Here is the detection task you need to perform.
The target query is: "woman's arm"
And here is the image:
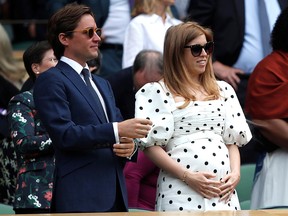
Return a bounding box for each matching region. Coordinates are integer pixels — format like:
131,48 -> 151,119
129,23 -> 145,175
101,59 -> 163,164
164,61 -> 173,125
219,144 -> 240,203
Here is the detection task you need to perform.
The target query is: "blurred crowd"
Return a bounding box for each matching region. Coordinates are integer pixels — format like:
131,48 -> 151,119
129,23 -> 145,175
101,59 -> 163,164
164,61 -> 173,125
0,0 -> 189,44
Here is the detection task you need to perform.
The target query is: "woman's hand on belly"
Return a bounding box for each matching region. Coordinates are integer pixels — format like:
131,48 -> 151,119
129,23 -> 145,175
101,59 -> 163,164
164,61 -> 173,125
219,171 -> 240,203
184,171 -> 221,199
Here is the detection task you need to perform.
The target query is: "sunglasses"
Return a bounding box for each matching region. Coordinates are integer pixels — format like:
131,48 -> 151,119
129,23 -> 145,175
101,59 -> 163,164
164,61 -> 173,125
184,41 -> 214,57
66,27 -> 102,38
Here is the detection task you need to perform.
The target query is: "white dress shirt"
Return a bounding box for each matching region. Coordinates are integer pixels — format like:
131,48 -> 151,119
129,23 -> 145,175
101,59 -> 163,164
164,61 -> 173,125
102,0 -> 131,44
233,0 -> 280,74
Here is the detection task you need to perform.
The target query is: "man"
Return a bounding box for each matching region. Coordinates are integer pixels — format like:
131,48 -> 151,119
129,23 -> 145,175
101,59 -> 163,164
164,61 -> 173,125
107,49 -> 163,120
46,0 -> 131,78
33,3 -> 152,213
187,0 -> 288,164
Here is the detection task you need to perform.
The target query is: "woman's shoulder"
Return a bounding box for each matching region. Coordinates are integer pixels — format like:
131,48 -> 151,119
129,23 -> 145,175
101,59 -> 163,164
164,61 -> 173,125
216,80 -> 234,91
130,14 -> 153,23
137,80 -> 168,94
215,80 -> 238,99
136,80 -> 176,109
129,13 -> 181,28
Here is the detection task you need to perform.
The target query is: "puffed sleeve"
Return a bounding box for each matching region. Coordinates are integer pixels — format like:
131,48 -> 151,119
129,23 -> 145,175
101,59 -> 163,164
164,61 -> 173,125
134,82 -> 175,150
219,81 -> 252,146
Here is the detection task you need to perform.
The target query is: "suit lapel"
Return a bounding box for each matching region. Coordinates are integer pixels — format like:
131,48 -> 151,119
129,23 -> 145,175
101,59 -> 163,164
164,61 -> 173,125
56,62 -> 107,123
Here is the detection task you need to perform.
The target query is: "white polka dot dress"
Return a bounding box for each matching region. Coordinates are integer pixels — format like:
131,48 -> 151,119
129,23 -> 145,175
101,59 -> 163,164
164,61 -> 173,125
135,80 -> 252,211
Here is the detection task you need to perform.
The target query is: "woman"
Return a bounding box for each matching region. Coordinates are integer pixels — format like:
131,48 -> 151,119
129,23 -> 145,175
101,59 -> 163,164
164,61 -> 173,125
0,23 -> 26,205
0,24 -> 27,90
135,22 -> 252,211
7,41 -> 57,214
122,0 -> 182,68
245,7 -> 288,209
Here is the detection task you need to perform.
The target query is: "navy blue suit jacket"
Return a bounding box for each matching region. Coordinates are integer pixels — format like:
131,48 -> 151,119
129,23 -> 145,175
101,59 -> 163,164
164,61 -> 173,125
33,61 -> 127,212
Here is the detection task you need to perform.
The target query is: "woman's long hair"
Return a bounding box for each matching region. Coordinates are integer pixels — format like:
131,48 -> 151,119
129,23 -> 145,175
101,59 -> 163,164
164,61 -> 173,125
131,0 -> 173,17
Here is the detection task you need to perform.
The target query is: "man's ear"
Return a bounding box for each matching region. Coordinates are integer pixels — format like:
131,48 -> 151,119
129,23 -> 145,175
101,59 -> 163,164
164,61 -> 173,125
59,33 -> 69,46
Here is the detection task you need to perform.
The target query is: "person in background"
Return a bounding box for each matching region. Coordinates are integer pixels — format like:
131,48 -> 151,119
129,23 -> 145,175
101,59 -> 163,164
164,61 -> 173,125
107,49 -> 163,210
245,6 -> 288,209
122,0 -> 182,68
135,22 -> 252,211
124,150 -> 160,211
7,40 -> 57,214
174,0 -> 190,20
0,23 -> 26,205
33,3 -> 152,213
0,22 -> 22,139
0,23 -> 26,98
22,48 -> 101,91
8,0 -> 49,43
107,49 -> 163,120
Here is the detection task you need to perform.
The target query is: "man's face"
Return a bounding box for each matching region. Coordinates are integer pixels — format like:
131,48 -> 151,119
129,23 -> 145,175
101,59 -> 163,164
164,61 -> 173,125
63,14 -> 101,66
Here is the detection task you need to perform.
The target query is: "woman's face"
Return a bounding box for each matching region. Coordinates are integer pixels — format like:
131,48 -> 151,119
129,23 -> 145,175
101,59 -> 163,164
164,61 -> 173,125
38,49 -> 57,74
184,34 -> 210,77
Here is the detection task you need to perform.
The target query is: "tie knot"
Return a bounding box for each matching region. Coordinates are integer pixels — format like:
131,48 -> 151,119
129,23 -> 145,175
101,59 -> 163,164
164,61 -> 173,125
82,68 -> 90,78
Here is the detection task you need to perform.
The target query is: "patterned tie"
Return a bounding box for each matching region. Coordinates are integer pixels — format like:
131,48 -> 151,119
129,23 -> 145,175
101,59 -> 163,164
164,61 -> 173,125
258,0 -> 272,57
82,68 -> 107,122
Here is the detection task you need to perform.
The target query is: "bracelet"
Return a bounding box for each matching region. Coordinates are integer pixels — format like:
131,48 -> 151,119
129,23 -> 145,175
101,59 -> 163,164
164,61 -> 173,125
182,170 -> 188,182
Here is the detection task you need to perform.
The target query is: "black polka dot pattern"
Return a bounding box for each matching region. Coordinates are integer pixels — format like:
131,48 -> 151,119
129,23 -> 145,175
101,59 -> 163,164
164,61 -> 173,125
134,81 -> 252,211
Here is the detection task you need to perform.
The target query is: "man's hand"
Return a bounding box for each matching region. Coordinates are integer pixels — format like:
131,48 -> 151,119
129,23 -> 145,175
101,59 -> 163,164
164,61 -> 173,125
113,137 -> 135,157
118,118 -> 152,138
213,61 -> 244,90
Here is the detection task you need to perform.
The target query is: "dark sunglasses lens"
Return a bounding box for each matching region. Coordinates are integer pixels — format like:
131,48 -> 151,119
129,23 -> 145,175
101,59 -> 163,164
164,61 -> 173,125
205,42 -> 214,54
87,28 -> 94,38
87,28 -> 101,38
191,45 -> 202,57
